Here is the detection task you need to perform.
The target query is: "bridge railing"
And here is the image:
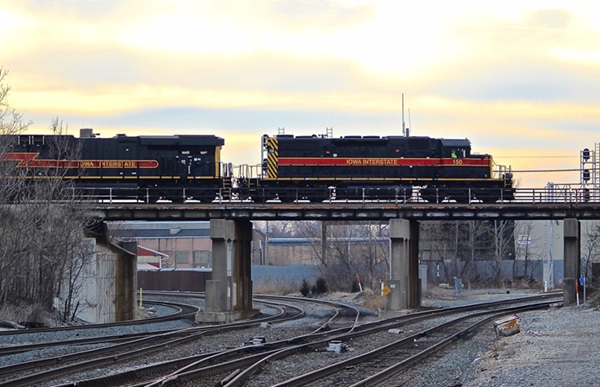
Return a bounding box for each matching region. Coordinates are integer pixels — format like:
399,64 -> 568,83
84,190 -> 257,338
67,186 -> 600,204
513,187 -> 596,204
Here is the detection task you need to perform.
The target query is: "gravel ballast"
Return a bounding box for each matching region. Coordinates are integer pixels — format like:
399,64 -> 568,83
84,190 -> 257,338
398,289 -> 599,387
462,305 -> 600,387
3,289 -> 597,386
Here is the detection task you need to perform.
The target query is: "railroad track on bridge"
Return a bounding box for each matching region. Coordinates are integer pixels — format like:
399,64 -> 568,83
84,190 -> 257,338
91,200 -> 600,221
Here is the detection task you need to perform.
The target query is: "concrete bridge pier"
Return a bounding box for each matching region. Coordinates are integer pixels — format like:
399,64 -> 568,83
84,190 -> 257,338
563,218 -> 581,306
386,219 -> 420,310
78,221 -> 137,323
197,219 -> 258,323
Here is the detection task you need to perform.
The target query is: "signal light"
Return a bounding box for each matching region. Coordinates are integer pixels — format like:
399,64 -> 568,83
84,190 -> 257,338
582,169 -> 590,182
582,148 -> 590,162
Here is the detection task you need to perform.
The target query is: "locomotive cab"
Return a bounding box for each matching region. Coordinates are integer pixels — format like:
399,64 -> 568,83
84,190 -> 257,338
440,138 -> 470,159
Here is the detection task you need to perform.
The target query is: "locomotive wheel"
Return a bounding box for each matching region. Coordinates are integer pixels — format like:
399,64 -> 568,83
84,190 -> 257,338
250,189 -> 268,203
420,188 -> 444,203
450,190 -> 470,204
277,188 -> 298,203
168,196 -> 185,204
198,196 -> 214,204
305,188 -> 329,203
251,187 -> 274,203
252,195 -> 267,203
475,188 -> 499,203
306,195 -> 327,203
279,195 -> 295,203
478,194 -> 499,204
138,193 -> 159,204
145,196 -> 159,204
453,195 -> 470,204
397,188 -> 413,203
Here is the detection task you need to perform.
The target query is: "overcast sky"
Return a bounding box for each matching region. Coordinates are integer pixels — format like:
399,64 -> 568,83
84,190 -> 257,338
2,1 -> 600,187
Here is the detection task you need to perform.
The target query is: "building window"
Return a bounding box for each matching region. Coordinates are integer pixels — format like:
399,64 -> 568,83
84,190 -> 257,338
175,251 -> 189,265
193,250 -> 212,268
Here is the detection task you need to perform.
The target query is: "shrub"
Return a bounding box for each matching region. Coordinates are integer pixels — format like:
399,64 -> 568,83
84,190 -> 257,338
314,277 -> 328,295
299,279 -> 311,297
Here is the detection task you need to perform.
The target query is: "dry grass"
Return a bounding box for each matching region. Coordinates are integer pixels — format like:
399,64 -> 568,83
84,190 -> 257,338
254,281 -> 300,295
362,290 -> 385,311
0,303 -> 53,326
254,282 -> 384,312
0,306 -> 22,324
587,288 -> 600,307
0,304 -> 32,324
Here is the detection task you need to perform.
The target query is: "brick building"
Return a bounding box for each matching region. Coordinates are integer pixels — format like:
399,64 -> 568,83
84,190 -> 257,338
109,221 -> 212,269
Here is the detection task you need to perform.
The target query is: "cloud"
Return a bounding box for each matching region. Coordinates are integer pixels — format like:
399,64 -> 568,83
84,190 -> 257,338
3,1 -> 600,190
217,0 -> 376,32
23,105 -> 402,134
431,62 -> 600,103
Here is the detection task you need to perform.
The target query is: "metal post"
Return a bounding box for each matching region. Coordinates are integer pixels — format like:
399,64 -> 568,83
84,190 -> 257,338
265,220 -> 269,266
321,221 -> 327,264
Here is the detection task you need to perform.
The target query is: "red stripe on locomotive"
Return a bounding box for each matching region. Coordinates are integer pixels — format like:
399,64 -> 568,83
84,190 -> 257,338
1,152 -> 159,169
277,157 -> 491,167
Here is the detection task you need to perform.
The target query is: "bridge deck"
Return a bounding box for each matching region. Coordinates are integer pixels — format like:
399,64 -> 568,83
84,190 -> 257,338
92,202 -> 600,221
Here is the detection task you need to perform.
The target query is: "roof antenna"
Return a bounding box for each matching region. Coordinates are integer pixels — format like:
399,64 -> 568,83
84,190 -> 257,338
407,108 -> 411,137
402,93 -> 406,137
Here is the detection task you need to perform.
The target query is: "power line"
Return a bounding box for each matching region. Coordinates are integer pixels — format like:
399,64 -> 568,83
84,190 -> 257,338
496,156 -> 576,159
500,168 -> 581,173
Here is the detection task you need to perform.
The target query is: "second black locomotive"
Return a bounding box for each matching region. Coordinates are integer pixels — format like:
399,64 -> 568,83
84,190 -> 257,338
241,133 -> 514,203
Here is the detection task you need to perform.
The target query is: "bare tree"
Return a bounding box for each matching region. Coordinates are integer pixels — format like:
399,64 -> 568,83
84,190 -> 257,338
295,221 -> 388,292
513,221 -> 543,281
420,221 -> 488,282
420,220 -> 516,286
420,221 -> 456,282
0,69 -> 31,137
0,68 -> 32,306
358,222 -> 389,290
455,220 -> 493,283
489,220 -> 515,286
582,221 -> 600,285
0,70 -> 95,322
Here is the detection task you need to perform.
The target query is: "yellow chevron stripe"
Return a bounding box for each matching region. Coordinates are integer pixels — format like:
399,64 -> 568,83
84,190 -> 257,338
266,137 -> 278,178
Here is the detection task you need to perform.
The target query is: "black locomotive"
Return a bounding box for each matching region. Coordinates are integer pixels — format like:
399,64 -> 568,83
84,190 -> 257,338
0,129 -> 228,203
0,129 -> 514,203
241,133 -> 514,203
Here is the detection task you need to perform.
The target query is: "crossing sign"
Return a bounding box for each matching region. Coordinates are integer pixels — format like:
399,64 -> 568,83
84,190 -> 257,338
382,286 -> 391,296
